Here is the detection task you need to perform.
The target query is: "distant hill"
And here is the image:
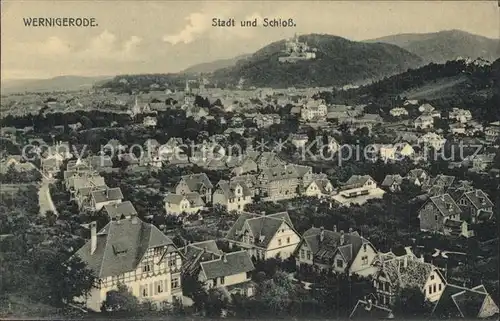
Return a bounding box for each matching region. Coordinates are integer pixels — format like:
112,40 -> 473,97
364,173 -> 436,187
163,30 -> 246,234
320,58 -> 500,121
1,75 -> 113,94
365,30 -> 500,64
181,54 -> 251,74
211,33 -> 423,88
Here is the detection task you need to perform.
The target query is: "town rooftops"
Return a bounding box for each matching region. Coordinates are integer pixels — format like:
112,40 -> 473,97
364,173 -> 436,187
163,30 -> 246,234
91,187 -> 124,204
342,175 -> 375,190
381,174 -> 403,187
104,201 -> 138,219
373,251 -> 442,291
226,212 -> 295,249
463,189 -> 494,210
165,192 -> 205,207
200,250 -> 254,280
75,217 -> 177,278
432,284 -> 499,318
178,173 -> 214,191
301,227 -> 371,267
216,180 -> 253,198
429,194 -> 462,217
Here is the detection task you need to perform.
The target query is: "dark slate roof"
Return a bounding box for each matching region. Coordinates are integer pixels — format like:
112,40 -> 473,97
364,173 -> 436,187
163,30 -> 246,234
381,174 -> 403,187
225,212 -> 295,248
215,180 -> 253,198
91,187 -> 124,204
429,194 -> 462,217
431,175 -> 455,188
349,300 -> 393,319
301,227 -> 372,267
179,173 -> 214,190
343,175 -> 375,190
464,189 -> 494,210
200,250 -> 254,280
75,217 -> 176,278
432,284 -> 495,318
104,201 -> 138,219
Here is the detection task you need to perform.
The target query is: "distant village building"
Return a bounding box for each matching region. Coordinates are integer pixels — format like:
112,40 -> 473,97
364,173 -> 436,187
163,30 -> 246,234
225,211 -> 301,260
485,121 -> 500,142
295,226 -> 378,275
389,107 -> 408,117
449,108 -> 472,123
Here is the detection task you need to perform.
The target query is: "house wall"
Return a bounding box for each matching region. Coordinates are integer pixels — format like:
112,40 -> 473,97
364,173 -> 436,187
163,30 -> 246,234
332,252 -> 346,273
478,294 -> 500,318
423,269 -> 445,302
200,271 -> 250,290
81,248 -> 183,311
419,203 -> 444,232
296,242 -> 314,266
165,200 -> 202,216
265,222 -> 300,259
349,243 -> 377,275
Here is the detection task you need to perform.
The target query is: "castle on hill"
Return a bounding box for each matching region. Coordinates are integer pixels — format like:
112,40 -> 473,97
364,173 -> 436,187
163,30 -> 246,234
279,34 -> 317,63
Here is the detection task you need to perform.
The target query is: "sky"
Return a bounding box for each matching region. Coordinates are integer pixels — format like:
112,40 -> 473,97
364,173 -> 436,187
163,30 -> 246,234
1,1 -> 499,80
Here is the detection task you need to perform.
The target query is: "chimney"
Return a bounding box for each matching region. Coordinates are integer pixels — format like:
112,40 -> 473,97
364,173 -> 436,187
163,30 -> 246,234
106,188 -> 109,200
333,225 -> 337,232
319,226 -> 325,242
419,254 -> 425,263
340,230 -> 345,245
222,253 -> 227,263
90,221 -> 97,254
131,215 -> 138,224
403,255 -> 408,269
349,227 -> 353,234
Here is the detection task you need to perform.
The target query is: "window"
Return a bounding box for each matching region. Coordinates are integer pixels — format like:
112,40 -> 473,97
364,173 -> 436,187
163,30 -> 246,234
434,214 -> 438,221
287,237 -> 290,244
153,247 -> 163,256
337,259 -> 343,268
143,264 -> 151,273
246,271 -> 252,279
171,277 -> 180,289
306,251 -> 311,260
220,276 -> 225,285
278,239 -> 282,246
362,256 -> 368,265
300,249 -> 305,259
433,284 -> 436,293
169,257 -> 177,269
156,281 -> 164,294
429,285 -> 432,294
141,285 -> 148,297
438,284 -> 442,291
430,275 -> 435,280
363,244 -> 367,252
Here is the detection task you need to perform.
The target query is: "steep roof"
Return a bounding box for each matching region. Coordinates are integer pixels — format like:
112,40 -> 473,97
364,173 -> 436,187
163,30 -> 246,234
91,187 -> 124,204
225,212 -> 295,248
75,217 -> 176,278
342,175 -> 375,190
104,201 -> 138,219
178,173 -> 214,191
165,192 -> 205,207
376,254 -> 440,290
463,189 -> 494,210
432,284 -> 498,318
215,180 -> 253,198
200,251 -> 254,280
381,174 -> 403,187
428,194 -> 462,217
301,227 -> 372,267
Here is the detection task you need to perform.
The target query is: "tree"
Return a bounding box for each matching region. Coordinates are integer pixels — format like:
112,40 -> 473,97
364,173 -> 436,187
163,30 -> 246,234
181,274 -> 207,311
257,270 -> 296,313
48,255 -> 96,306
392,286 -> 433,317
101,283 -> 140,312
204,288 -> 228,317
